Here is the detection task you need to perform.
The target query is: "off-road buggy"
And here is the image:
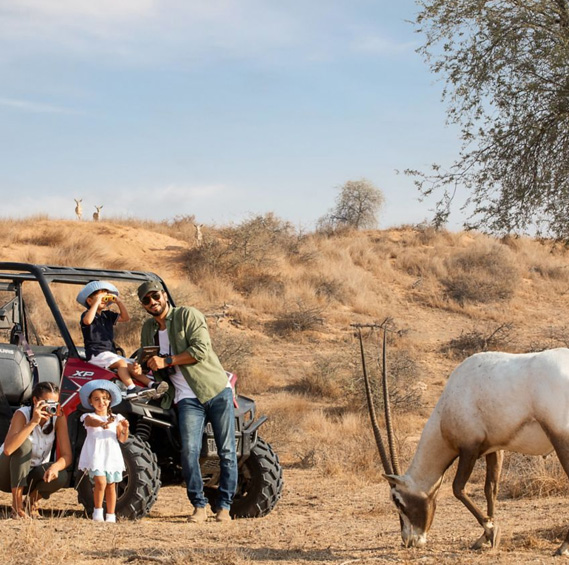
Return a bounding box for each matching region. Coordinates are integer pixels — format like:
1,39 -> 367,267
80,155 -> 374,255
0,263 -> 283,519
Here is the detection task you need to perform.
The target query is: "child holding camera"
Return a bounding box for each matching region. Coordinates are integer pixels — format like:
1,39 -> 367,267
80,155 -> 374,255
78,380 -> 129,522
77,281 -> 158,394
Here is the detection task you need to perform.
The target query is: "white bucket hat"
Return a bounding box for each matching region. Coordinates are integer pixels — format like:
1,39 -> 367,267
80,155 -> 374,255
79,379 -> 123,410
76,281 -> 119,307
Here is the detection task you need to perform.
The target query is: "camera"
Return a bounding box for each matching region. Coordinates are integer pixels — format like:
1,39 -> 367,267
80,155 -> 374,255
101,294 -> 116,303
44,401 -> 59,416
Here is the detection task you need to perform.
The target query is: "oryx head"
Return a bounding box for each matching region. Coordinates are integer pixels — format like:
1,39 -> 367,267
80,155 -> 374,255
383,474 -> 436,548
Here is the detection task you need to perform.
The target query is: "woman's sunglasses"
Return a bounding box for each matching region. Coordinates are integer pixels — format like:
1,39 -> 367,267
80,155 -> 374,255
141,291 -> 162,305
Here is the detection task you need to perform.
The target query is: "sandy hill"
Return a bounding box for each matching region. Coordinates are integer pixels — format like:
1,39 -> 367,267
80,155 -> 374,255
2,217 -> 568,429
1,216 -> 569,563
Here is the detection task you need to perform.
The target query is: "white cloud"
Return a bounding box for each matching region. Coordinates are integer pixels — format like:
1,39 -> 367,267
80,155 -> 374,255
1,0 -> 156,21
0,1 -> 411,69
0,97 -> 81,114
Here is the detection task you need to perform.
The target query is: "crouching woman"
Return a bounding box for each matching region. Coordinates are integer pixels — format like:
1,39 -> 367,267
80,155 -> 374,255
0,382 -> 72,518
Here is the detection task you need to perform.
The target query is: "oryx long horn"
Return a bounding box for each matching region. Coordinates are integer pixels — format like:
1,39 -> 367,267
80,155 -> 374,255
381,328 -> 401,476
358,328 -> 393,475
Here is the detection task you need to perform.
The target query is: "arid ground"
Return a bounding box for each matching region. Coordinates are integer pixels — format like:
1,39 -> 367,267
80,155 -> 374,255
1,217 -> 569,564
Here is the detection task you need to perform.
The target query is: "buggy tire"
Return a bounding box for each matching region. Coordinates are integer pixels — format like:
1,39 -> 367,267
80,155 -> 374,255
230,437 -> 283,518
76,435 -> 161,519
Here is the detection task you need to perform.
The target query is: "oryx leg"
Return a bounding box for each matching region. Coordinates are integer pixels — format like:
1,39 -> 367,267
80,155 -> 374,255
452,449 -> 500,551
547,436 -> 569,556
471,451 -> 503,550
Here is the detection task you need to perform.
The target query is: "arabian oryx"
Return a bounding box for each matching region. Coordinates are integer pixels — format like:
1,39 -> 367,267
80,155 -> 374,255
363,337 -> 569,556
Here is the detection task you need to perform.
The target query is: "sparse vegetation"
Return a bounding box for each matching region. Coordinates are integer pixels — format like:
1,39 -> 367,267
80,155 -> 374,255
442,243 -> 520,304
501,454 -> 569,499
3,217 -> 569,561
441,323 -> 515,360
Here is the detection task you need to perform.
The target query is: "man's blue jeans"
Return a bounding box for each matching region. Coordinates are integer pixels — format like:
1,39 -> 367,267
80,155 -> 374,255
177,387 -> 238,510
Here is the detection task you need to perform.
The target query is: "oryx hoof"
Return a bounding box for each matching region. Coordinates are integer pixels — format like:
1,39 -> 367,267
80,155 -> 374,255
471,533 -> 488,550
554,543 -> 569,556
470,525 -> 501,551
489,525 -> 501,552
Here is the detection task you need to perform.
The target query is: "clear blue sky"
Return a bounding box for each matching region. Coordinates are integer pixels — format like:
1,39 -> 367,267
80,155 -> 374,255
0,0 -> 463,229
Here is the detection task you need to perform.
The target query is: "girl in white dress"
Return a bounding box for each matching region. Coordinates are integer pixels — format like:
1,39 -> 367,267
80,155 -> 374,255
78,379 -> 129,523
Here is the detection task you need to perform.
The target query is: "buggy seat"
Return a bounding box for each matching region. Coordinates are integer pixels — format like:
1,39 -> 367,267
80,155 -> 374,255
0,344 -> 64,404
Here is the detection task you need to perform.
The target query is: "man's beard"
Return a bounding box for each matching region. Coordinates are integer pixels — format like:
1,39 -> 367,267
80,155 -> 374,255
150,302 -> 168,317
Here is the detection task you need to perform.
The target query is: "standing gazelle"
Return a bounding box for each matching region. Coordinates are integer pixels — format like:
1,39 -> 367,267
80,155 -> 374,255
365,340 -> 569,556
74,198 -> 83,220
93,205 -> 103,221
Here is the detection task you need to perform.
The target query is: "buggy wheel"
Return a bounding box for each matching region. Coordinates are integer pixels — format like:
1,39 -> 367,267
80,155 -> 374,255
76,435 -> 161,519
231,437 -> 283,518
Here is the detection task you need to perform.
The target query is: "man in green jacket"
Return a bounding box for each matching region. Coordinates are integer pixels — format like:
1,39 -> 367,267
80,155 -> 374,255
137,281 -> 237,523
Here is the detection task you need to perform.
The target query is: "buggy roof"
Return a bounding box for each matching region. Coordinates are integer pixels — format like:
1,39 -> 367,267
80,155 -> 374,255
0,263 -> 171,357
0,263 -> 163,286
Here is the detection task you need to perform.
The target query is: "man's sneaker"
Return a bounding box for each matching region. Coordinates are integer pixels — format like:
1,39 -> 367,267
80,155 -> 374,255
215,508 -> 232,523
150,381 -> 169,398
188,506 -> 207,523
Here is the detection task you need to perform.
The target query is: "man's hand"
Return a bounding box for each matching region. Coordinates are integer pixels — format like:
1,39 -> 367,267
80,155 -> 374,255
147,355 -> 168,372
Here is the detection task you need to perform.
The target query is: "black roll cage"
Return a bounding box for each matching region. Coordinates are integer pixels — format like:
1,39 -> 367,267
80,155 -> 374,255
0,263 -> 174,358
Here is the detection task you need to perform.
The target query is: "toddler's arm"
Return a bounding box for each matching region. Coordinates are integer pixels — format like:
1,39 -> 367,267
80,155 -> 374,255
82,294 -> 103,326
117,419 -> 129,443
83,415 -> 109,429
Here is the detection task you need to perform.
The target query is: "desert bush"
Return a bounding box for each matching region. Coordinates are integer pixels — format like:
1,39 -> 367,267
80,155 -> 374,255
346,336 -> 424,415
270,299 -> 325,335
442,243 -> 520,304
440,323 -> 514,360
529,261 -> 569,281
184,213 -> 296,281
527,324 -> 569,352
16,227 -> 67,247
501,453 -> 569,498
290,354 -> 349,400
312,275 -> 347,302
208,328 -> 255,378
234,272 -> 286,297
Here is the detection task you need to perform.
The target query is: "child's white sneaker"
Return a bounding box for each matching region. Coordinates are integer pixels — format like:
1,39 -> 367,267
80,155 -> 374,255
92,508 -> 104,522
105,513 -> 116,523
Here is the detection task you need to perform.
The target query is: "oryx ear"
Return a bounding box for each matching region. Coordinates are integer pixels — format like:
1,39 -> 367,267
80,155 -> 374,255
383,473 -> 405,487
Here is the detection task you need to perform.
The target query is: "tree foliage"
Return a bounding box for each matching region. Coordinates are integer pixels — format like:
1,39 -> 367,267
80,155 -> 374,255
319,179 -> 384,231
409,0 -> 569,239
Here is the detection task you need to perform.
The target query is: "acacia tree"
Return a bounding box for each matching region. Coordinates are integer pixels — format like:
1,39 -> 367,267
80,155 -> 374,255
409,0 -> 569,238
319,179 -> 385,231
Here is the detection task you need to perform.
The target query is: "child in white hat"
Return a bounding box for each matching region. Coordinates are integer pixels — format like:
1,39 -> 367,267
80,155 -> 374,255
77,280 -> 159,394
78,379 -> 128,523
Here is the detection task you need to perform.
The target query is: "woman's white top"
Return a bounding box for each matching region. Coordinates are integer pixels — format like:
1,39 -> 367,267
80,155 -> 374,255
78,413 -> 125,475
0,406 -> 56,467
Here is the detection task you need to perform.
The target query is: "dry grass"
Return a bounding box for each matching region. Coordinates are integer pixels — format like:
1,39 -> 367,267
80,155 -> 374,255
442,241 -> 520,304
501,453 -> 569,499
4,217 -> 569,512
